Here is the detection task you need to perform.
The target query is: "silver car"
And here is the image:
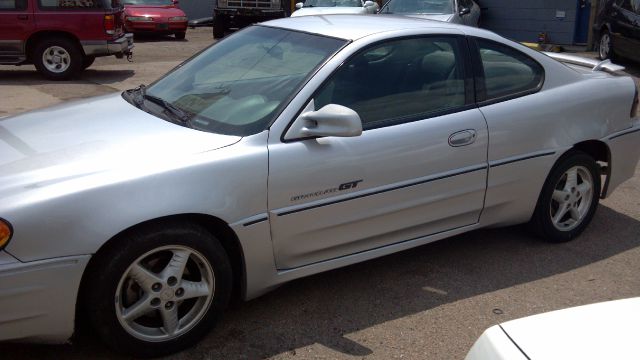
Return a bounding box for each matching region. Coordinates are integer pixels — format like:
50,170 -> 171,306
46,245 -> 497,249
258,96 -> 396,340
1,15 -> 639,357
379,0 -> 481,26
291,0 -> 379,17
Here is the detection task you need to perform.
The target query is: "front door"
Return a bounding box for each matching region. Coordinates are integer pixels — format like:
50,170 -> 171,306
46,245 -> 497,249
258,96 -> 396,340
0,0 -> 34,62
268,35 -> 489,270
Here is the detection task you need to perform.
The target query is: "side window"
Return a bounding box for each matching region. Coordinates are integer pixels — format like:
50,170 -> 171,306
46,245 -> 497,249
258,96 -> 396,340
0,0 -> 27,9
476,39 -> 544,102
39,0 -> 102,9
314,36 -> 467,129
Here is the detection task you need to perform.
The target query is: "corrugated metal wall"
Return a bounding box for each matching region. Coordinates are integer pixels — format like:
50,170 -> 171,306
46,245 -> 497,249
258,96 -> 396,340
478,0 -> 579,44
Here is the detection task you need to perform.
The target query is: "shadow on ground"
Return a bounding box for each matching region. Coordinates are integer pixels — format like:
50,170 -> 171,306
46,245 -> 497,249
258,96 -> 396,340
1,204 -> 638,359
0,69 -> 135,86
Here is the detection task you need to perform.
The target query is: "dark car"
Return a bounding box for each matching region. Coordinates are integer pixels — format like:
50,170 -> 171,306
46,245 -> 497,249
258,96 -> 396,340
594,0 -> 640,62
0,0 -> 133,80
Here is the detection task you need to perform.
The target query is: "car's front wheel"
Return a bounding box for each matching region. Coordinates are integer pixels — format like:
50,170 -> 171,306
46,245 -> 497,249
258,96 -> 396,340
175,31 -> 186,40
85,222 -> 232,357
529,151 -> 600,243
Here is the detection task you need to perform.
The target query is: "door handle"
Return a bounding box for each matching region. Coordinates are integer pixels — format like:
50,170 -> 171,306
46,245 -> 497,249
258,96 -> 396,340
448,129 -> 477,147
17,15 -> 28,20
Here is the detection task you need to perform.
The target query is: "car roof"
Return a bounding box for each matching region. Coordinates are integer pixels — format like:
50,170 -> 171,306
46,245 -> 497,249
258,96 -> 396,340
261,14 -> 477,41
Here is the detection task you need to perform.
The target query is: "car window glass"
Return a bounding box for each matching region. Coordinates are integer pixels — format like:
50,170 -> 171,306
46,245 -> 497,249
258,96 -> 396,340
314,36 -> 466,129
39,0 -> 102,8
476,39 -> 544,101
0,0 -> 26,9
382,0 -> 453,14
631,0 -> 640,13
146,26 -> 346,136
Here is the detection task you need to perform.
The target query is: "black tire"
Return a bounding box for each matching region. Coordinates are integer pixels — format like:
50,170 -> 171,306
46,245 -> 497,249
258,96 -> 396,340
82,55 -> 95,70
84,222 -> 232,357
213,18 -> 225,39
175,31 -> 186,40
32,37 -> 83,80
597,29 -> 615,61
529,151 -> 601,243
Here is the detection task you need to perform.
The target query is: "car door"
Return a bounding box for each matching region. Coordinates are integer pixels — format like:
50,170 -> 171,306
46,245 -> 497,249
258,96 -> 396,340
267,35 -> 489,270
0,0 -> 34,62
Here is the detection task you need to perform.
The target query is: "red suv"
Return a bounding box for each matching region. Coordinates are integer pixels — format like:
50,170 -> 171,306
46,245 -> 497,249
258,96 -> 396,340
0,0 -> 134,80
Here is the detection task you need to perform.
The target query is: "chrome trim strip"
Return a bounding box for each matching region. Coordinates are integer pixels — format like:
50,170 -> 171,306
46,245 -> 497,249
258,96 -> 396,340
489,151 -> 556,168
274,164 -> 488,217
609,127 -> 640,140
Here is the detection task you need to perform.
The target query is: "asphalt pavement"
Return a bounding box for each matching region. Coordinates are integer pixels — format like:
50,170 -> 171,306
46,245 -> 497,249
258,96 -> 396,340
1,28 -> 639,360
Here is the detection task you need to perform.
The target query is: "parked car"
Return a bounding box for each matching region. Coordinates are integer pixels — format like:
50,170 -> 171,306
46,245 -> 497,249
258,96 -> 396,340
0,0 -> 133,80
379,0 -> 480,26
0,15 -> 639,357
212,0 -> 286,39
188,16 -> 214,28
123,0 -> 188,39
466,297 -> 640,360
594,0 -> 640,62
291,0 -> 379,17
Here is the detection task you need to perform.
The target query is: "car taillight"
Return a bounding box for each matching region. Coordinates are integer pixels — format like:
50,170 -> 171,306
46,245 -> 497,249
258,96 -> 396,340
0,218 -> 13,251
104,14 -> 116,35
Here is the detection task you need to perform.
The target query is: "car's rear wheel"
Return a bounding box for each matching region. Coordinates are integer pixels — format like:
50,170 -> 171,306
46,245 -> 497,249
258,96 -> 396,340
85,222 -> 232,357
529,151 -> 600,243
175,31 -> 186,40
33,37 -> 83,80
598,29 -> 614,60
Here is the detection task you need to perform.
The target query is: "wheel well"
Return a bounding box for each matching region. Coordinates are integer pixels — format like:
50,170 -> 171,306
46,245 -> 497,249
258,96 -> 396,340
74,214 -> 245,337
25,31 -> 84,61
571,140 -> 611,197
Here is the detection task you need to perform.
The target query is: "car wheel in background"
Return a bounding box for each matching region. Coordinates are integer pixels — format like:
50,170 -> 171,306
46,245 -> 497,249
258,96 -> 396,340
84,222 -> 232,357
213,18 -> 225,39
529,151 -> 600,243
82,55 -> 96,70
33,37 -> 83,80
598,29 -> 614,60
175,32 -> 186,40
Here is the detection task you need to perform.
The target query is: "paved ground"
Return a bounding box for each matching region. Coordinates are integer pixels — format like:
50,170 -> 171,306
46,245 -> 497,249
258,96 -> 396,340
1,28 -> 639,359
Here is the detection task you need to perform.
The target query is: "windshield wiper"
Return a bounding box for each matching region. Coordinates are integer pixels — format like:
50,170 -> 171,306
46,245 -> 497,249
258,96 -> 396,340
125,84 -> 193,125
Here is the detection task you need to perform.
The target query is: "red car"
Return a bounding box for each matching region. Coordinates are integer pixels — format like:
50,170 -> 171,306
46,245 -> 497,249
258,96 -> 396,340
0,0 -> 133,80
123,0 -> 188,39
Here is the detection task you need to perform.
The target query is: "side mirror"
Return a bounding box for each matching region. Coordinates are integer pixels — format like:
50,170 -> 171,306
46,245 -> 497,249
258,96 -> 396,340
295,2 -> 303,9
364,0 -> 375,7
459,7 -> 470,16
285,103 -> 363,140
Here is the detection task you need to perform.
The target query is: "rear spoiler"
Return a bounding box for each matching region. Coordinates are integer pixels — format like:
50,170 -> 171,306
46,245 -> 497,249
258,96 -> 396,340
543,52 -> 626,74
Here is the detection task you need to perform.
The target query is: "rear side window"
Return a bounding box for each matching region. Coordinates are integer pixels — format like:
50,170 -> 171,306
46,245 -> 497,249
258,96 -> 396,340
476,39 -> 544,102
38,0 -> 103,8
314,36 -> 468,129
0,0 -> 27,9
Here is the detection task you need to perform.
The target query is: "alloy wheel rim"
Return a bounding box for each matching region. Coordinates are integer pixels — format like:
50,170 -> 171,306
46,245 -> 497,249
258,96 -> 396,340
549,165 -> 594,232
115,245 -> 215,342
42,46 -> 71,73
599,34 -> 610,59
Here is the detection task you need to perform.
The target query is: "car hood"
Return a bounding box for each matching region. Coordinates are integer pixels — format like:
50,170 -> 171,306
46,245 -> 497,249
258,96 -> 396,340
291,7 -> 366,16
400,14 -> 455,22
500,297 -> 640,359
124,5 -> 186,17
0,93 -> 240,198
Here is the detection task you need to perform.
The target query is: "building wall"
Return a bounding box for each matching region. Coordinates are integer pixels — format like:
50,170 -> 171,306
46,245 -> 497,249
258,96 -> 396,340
479,0 -> 580,44
179,0 -> 214,20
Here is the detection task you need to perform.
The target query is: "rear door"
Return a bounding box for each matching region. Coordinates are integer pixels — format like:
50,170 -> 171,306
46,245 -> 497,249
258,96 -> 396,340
611,0 -> 640,59
0,0 -> 34,62
268,35 -> 489,270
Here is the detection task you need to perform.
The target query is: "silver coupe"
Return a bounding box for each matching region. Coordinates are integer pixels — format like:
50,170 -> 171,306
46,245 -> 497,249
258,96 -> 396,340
0,15 -> 639,356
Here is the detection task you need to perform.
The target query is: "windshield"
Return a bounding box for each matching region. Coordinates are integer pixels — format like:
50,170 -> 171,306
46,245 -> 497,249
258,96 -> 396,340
381,0 -> 453,14
123,0 -> 172,5
144,26 -> 346,136
304,0 -> 362,7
